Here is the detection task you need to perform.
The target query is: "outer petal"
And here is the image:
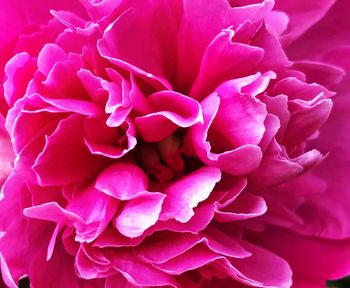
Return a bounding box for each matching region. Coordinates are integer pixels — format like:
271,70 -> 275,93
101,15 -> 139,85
33,114 -> 108,185
0,116 -> 14,190
176,0 -> 274,91
97,1 -> 179,90
190,28 -> 264,99
249,226 -> 350,286
276,0 -> 336,46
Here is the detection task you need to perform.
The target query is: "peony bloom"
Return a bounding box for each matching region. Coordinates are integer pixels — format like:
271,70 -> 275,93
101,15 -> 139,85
0,0 -> 350,287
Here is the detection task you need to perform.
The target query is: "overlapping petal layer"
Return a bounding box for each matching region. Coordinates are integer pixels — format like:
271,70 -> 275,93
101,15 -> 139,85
0,0 -> 349,287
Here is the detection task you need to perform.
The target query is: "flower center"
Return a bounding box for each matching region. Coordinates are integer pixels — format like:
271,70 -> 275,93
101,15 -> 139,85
135,134 -> 185,182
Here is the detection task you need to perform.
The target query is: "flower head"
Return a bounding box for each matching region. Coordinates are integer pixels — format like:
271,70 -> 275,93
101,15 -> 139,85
0,0 -> 350,287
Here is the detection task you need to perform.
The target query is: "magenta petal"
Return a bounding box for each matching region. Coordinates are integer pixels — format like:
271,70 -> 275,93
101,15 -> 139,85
231,240 -> 293,288
293,60 -> 345,88
135,90 -> 203,142
9,102 -> 63,155
93,226 -> 146,249
252,226 -> 350,285
251,140 -> 304,186
251,24 -> 292,69
153,203 -> 216,234
262,94 -> 290,141
0,0 -> 349,286
202,225 -> 251,259
77,69 -> 108,106
4,52 -> 36,106
0,253 -> 16,288
80,0 -> 124,20
102,69 -> 132,125
95,163 -> 148,200
187,93 -> 263,175
137,232 -> 202,264
37,95 -> 103,116
97,8 -> 173,90
75,245 -> 112,280
176,0 -> 274,90
276,0 -> 336,46
67,186 -> 119,243
105,273 -> 138,288
153,244 -> 221,275
265,10 -> 289,36
23,202 -> 82,224
107,251 -> 178,287
160,167 -> 221,223
41,55 -> 87,101
0,116 -> 14,188
37,44 -> 67,77
190,28 -> 264,99
115,192 -> 165,238
84,117 -> 137,159
286,1 -> 350,64
31,240 -> 104,288
215,193 -> 267,222
33,114 -> 107,185
284,97 -> 333,147
0,0 -> 84,51
213,76 -> 268,147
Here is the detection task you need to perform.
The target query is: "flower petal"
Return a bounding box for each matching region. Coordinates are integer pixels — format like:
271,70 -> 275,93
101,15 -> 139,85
115,192 -> 165,238
160,167 -> 221,223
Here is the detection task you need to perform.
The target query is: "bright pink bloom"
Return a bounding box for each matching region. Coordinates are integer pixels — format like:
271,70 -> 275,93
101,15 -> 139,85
0,0 -> 349,287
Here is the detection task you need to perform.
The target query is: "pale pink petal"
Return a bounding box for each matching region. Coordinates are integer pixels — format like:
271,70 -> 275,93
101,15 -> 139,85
115,192 -> 165,238
160,167 -> 221,223
95,163 -> 148,200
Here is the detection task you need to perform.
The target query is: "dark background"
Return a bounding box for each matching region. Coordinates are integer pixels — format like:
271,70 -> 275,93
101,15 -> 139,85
327,276 -> 350,288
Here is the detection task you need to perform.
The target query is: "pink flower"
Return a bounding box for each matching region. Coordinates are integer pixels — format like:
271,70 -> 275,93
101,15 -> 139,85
0,0 -> 349,287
